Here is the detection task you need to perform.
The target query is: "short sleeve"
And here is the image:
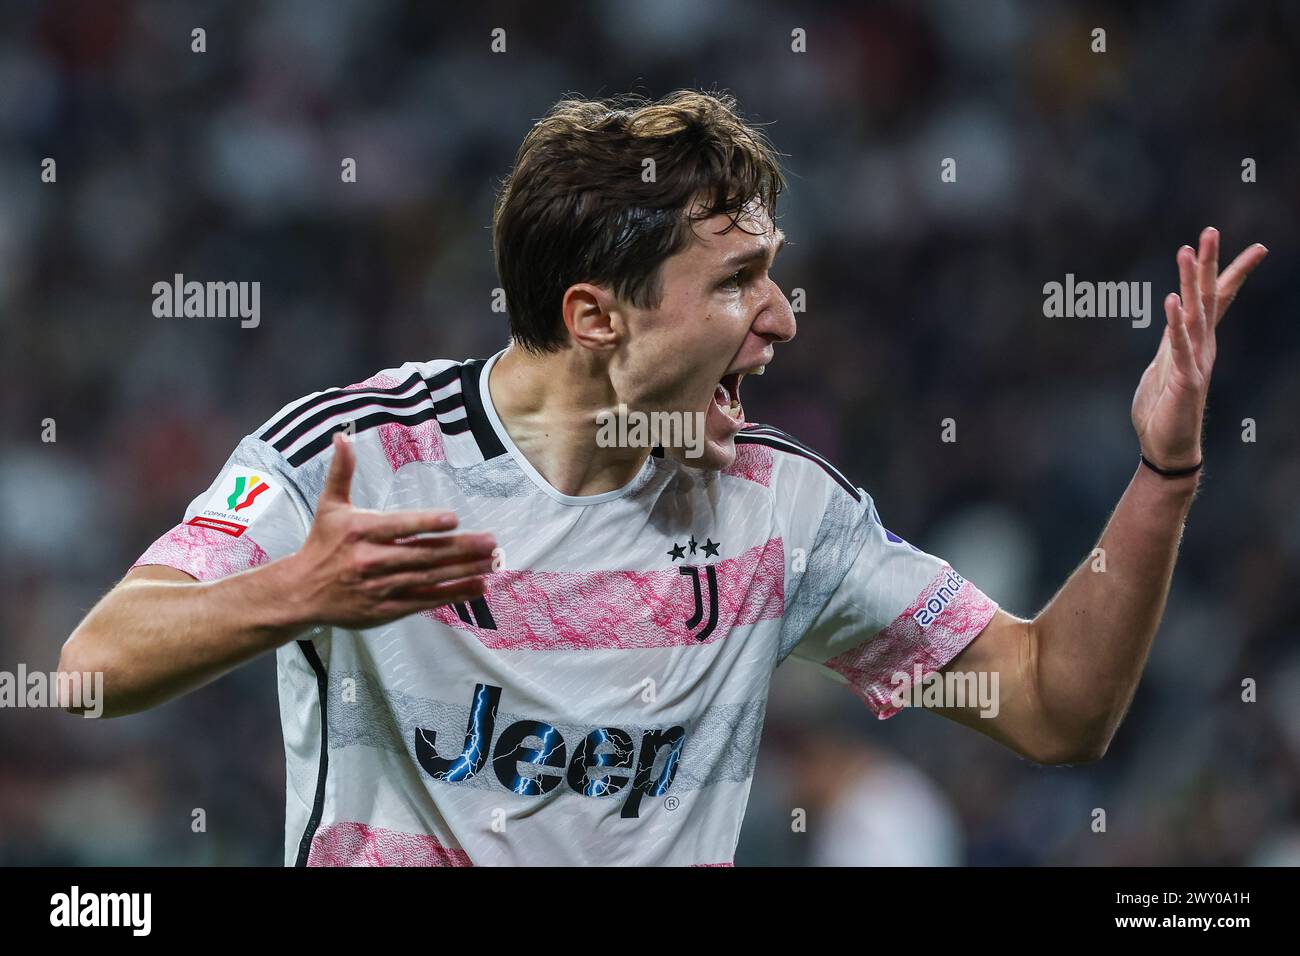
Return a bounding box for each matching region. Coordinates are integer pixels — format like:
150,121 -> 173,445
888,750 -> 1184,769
131,435 -> 316,582
780,483 -> 999,720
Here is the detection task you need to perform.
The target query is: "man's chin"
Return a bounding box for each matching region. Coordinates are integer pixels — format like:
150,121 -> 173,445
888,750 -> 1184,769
669,407 -> 741,470
655,398 -> 744,470
670,434 -> 736,471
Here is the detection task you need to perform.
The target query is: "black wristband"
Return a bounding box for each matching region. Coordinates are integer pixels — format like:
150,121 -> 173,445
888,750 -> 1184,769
1140,453 -> 1203,478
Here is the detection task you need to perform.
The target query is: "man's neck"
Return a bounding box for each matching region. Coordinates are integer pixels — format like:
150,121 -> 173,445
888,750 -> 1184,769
487,343 -> 651,498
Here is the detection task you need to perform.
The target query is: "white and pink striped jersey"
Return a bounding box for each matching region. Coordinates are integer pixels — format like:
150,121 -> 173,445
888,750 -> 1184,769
132,348 -> 999,866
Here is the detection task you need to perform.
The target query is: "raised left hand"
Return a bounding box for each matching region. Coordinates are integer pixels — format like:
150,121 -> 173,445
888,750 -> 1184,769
1131,227 -> 1268,471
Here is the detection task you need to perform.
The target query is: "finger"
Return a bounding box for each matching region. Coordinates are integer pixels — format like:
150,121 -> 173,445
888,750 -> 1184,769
1176,245 -> 1203,353
1197,226 -> 1219,323
410,574 -> 488,601
1164,292 -> 1197,377
359,509 -> 460,542
389,536 -> 499,564
377,559 -> 496,595
1147,322 -> 1171,373
320,432 -> 356,505
374,577 -> 488,617
356,534 -> 498,574
377,538 -> 498,574
1214,243 -> 1269,327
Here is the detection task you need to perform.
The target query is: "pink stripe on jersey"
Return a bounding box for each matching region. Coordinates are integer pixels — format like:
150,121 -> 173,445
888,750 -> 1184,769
349,372 -> 448,471
722,439 -> 774,488
350,371 -> 404,389
824,566 -> 999,719
425,537 -> 786,650
378,417 -> 447,470
131,523 -> 269,581
307,822 -> 472,867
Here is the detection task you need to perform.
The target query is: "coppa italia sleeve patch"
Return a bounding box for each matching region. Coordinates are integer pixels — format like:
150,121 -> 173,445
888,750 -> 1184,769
187,468 -> 283,538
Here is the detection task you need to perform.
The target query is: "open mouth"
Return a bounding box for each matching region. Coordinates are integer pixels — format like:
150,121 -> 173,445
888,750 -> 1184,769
712,365 -> 765,424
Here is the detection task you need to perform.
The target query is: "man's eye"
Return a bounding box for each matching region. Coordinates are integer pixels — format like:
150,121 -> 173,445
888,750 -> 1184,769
721,270 -> 744,289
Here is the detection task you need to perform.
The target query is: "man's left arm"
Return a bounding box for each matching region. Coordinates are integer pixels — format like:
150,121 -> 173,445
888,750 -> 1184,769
933,227 -> 1268,764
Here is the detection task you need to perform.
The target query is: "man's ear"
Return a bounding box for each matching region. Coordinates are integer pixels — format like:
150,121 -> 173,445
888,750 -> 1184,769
562,283 -> 622,353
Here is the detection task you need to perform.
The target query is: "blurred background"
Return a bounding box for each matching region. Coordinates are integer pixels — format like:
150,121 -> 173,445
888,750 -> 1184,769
1,0 -> 1297,865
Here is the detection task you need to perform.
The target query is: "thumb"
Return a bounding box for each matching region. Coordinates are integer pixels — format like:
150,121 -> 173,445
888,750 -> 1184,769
320,431 -> 355,506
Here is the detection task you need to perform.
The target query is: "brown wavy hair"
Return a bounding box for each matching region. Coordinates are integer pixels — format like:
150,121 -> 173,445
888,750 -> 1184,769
492,89 -> 787,353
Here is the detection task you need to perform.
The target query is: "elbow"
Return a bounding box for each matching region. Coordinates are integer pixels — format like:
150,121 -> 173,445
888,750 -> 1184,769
1018,622 -> 1119,766
1026,720 -> 1116,766
56,627 -> 114,719
1030,739 -> 1110,767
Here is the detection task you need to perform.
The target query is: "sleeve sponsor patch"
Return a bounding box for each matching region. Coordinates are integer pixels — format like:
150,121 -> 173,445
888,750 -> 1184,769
186,468 -> 283,537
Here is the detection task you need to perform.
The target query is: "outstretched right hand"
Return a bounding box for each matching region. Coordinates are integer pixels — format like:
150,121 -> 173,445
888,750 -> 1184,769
285,432 -> 498,629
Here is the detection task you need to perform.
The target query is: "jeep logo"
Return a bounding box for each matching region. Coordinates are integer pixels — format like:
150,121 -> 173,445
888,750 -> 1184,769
414,683 -> 686,819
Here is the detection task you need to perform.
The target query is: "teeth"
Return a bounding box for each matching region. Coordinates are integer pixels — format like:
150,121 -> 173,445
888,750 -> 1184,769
716,364 -> 764,421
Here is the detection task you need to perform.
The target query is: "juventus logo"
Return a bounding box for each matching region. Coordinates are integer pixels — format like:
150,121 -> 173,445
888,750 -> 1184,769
678,565 -> 719,641
452,596 -> 497,630
667,533 -> 722,642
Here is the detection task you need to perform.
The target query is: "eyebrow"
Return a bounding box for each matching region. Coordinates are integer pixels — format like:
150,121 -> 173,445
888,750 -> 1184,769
718,228 -> 787,272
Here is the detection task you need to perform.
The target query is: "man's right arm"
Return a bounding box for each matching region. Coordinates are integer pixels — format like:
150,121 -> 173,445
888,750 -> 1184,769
60,561 -> 316,718
59,433 -> 497,718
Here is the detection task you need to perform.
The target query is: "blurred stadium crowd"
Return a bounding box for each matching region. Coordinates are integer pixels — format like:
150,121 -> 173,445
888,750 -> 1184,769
1,0 -> 1297,865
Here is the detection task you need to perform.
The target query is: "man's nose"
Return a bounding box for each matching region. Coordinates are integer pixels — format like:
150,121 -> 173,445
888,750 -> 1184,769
754,280 -> 797,344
